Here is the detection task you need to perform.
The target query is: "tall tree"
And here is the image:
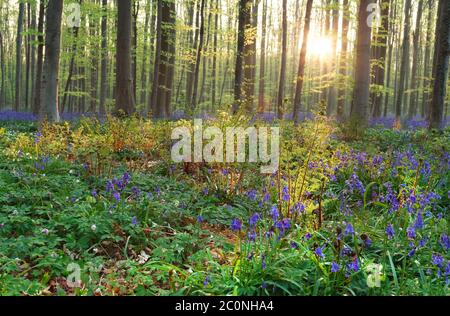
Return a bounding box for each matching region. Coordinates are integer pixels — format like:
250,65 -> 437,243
0,28 -> 5,109
140,0 -> 151,106
327,0 -> 339,116
276,0 -> 288,120
429,0 -> 450,129
233,0 -> 251,114
258,0 -> 268,113
395,0 -> 412,122
190,0 -> 206,110
32,0 -> 45,116
210,0 -> 219,110
99,0 -> 108,116
15,2 -> 25,111
40,0 -> 64,122
115,0 -> 136,115
337,0 -> 349,120
372,0 -> 390,118
293,0 -> 313,124
350,0 -> 374,128
408,0 -> 424,119
422,1 -> 435,117
61,3 -> 81,114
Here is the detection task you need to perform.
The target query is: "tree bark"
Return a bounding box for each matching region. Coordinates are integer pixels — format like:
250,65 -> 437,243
429,0 -> 450,129
15,2 -> 25,111
372,0 -> 390,118
233,0 -> 251,114
32,0 -> 45,116
337,0 -> 349,120
422,1 -> 435,118
293,0 -> 313,124
258,0 -> 268,113
40,0 -> 64,122
115,0 -> 136,115
276,0 -> 288,120
350,0 -> 374,128
99,0 -> 108,116
395,0 -> 412,122
407,0 -> 424,119
190,0 -> 206,110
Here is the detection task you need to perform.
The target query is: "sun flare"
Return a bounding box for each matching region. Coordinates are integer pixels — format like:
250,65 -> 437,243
308,36 -> 333,58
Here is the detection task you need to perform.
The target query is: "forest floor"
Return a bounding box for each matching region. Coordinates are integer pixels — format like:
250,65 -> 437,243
0,113 -> 449,296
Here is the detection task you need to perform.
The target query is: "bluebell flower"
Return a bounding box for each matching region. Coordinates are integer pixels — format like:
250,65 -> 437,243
347,258 -> 360,273
414,212 -> 424,230
91,189 -> 97,198
203,276 -> 210,287
106,180 -> 114,193
248,230 -> 257,242
439,234 -> 450,251
345,223 -> 355,236
282,186 -> 290,201
419,238 -> 428,248
407,226 -> 416,240
230,218 -> 242,232
305,233 -> 312,241
131,217 -> 138,226
263,193 -> 270,203
249,213 -> 260,227
261,255 -> 267,270
331,262 -> 340,273
290,242 -> 298,249
113,191 -> 121,202
432,254 -> 444,267
315,247 -> 324,258
247,189 -> 257,201
270,205 -> 279,221
197,215 -> 204,224
132,186 -> 141,196
386,224 -> 395,239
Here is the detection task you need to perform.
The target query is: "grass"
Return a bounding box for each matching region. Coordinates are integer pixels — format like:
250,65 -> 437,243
0,115 -> 448,296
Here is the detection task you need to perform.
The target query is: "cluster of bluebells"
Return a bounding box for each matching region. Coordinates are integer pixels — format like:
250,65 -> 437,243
105,172 -> 132,202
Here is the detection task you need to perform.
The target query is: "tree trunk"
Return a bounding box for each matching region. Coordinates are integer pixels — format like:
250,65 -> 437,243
395,0 -> 412,122
115,0 -> 136,115
89,9 -> 99,114
165,0 -> 176,117
337,0 -> 349,120
190,0 -> 206,110
15,3 -> 25,111
149,0 -> 162,116
40,0 -> 63,122
372,0 -> 390,118
32,0 -> 45,116
0,29 -> 4,109
132,0 -> 139,102
293,0 -> 313,124
99,0 -> 108,116
140,0 -> 151,106
429,0 -> 450,129
210,0 -> 219,110
407,0 -> 424,119
350,0 -> 374,129
276,0 -> 288,120
233,0 -> 251,114
61,26 -> 80,113
422,1 -> 434,118
258,0 -> 268,113
327,0 -> 339,116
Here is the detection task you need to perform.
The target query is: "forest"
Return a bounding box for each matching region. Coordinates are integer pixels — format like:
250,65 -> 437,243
0,0 -> 449,297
